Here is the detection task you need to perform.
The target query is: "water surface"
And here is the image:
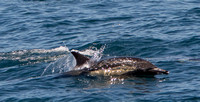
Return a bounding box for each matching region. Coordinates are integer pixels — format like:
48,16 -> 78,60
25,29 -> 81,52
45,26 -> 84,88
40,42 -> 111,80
0,0 -> 200,101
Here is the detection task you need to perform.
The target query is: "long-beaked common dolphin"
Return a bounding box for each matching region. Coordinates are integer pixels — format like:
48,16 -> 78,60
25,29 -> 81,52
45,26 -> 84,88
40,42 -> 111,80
62,51 -> 169,77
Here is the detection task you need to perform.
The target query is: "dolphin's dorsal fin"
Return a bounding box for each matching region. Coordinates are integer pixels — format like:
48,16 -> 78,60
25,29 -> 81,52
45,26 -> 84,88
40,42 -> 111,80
71,51 -> 90,67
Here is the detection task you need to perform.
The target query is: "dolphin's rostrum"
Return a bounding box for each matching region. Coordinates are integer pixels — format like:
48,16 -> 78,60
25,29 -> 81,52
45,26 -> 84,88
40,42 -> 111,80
63,51 -> 169,77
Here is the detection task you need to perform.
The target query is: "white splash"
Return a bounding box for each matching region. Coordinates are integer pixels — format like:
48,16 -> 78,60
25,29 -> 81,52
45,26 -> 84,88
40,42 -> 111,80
70,45 -> 106,70
41,45 -> 106,76
0,46 -> 70,67
41,53 -> 76,76
71,45 -> 105,62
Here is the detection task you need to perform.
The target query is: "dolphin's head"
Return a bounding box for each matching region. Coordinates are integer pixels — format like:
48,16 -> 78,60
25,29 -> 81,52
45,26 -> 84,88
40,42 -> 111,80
126,58 -> 169,76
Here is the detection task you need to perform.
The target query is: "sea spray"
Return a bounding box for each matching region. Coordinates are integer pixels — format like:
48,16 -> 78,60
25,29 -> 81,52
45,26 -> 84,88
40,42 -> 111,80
41,45 -> 106,76
41,53 -> 76,76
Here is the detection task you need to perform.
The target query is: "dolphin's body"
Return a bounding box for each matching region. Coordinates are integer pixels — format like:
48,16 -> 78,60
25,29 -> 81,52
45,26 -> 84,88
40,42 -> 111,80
62,51 -> 169,77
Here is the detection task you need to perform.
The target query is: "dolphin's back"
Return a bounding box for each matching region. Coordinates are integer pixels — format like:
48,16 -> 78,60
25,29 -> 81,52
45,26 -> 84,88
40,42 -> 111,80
94,57 -> 156,70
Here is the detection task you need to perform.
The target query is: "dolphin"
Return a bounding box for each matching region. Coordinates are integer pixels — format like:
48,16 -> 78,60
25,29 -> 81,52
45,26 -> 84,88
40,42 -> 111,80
62,51 -> 169,77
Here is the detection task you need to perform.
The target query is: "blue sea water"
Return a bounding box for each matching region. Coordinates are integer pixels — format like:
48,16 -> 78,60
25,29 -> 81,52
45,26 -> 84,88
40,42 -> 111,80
0,0 -> 200,101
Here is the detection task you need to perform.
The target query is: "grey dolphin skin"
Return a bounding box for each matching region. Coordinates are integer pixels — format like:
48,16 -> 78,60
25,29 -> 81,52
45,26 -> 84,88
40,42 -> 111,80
62,51 -> 169,77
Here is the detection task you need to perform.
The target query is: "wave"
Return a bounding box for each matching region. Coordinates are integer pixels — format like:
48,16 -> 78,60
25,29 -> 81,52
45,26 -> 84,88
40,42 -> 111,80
0,46 -> 69,68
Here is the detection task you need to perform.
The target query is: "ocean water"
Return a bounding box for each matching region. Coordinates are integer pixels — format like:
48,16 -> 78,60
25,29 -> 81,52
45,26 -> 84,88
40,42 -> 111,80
1,0 -> 200,101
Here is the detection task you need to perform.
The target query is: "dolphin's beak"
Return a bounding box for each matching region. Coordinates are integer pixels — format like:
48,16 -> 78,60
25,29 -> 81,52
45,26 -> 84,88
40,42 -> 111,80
149,67 -> 169,74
